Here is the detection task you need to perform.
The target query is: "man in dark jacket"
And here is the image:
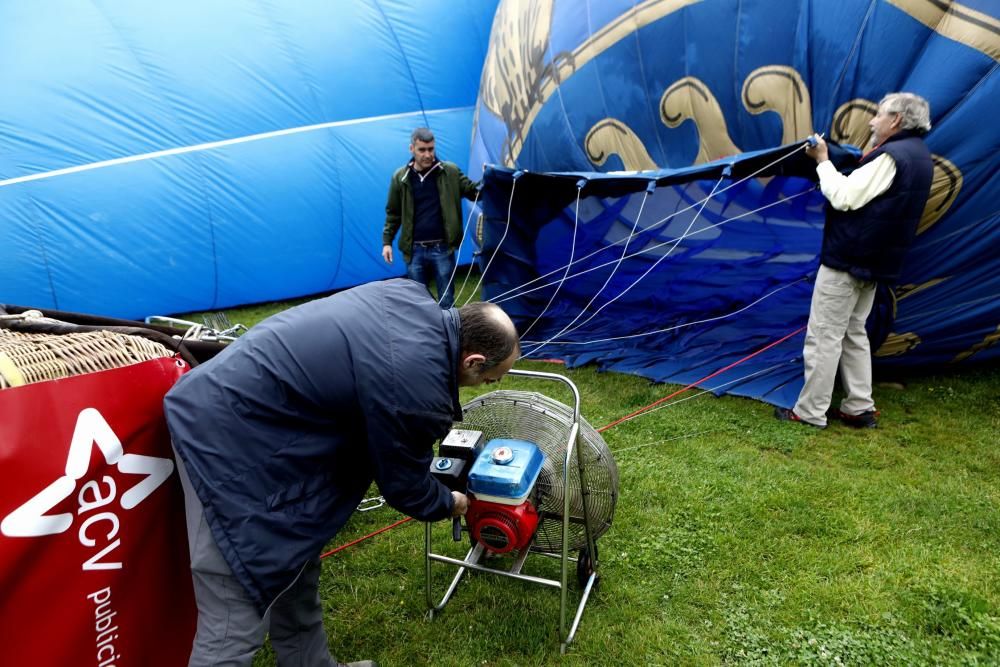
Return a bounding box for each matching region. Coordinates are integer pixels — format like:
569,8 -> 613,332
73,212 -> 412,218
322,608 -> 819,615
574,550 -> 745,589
776,92 -> 933,429
381,127 -> 480,308
164,279 -> 519,666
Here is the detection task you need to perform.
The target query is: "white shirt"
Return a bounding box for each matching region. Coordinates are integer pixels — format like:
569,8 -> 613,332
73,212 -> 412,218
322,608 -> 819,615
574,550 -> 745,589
815,153 -> 896,211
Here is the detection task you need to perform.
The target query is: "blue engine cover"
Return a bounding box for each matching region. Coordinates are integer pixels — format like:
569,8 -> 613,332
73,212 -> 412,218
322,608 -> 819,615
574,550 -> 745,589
467,439 -> 544,502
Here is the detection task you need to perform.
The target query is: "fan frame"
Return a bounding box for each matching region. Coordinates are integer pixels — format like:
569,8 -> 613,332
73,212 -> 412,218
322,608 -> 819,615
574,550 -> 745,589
424,369 -> 612,653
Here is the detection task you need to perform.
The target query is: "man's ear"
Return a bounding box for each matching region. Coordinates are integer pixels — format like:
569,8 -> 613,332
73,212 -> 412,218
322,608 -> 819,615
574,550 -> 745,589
461,353 -> 486,370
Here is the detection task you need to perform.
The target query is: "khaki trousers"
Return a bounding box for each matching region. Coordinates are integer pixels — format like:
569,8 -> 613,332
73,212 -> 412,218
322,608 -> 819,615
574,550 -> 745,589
793,265 -> 877,426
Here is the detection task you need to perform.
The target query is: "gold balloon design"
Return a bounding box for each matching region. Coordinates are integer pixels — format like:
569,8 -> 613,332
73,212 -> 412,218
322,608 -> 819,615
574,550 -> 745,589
831,99 -> 878,148
953,325 -> 1000,362
741,65 -> 814,143
479,0 -> 556,166
875,332 -> 922,357
659,76 -> 740,164
584,119 -> 658,171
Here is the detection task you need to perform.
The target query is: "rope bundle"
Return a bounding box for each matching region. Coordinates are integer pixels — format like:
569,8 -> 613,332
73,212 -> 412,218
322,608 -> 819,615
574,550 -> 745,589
0,328 -> 173,389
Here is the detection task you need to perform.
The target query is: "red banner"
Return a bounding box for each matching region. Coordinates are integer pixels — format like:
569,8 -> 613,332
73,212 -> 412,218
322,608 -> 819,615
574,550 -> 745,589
0,357 -> 195,667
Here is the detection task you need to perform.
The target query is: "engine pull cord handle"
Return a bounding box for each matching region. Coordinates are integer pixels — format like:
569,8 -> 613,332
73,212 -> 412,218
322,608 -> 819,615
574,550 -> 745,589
452,516 -> 463,541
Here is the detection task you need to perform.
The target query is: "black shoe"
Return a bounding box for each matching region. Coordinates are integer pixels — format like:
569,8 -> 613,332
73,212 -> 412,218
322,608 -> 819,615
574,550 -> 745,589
774,406 -> 825,429
829,408 -> 878,429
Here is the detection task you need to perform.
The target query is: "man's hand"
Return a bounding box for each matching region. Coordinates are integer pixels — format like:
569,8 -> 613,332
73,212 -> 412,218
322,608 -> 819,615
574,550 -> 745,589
450,491 -> 469,517
381,244 -> 393,264
804,133 -> 829,164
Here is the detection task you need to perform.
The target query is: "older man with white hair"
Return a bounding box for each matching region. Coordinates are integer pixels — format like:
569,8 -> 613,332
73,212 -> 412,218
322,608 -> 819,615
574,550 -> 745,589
777,92 -> 934,429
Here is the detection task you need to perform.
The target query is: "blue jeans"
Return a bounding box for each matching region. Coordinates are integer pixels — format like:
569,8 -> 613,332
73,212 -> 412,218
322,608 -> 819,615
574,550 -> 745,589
407,242 -> 456,308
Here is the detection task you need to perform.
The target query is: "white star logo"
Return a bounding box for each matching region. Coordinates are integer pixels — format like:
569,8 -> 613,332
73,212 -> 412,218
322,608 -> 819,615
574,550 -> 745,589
1,407 -> 174,538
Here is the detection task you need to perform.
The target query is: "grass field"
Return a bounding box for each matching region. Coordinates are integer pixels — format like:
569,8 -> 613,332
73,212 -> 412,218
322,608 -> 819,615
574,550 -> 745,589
186,278 -> 1000,666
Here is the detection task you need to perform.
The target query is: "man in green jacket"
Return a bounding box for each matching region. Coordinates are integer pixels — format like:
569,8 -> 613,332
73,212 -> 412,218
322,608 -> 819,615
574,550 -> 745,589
382,127 -> 479,308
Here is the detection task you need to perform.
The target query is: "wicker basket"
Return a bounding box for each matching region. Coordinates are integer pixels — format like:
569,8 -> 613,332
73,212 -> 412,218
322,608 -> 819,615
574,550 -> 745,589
0,328 -> 174,389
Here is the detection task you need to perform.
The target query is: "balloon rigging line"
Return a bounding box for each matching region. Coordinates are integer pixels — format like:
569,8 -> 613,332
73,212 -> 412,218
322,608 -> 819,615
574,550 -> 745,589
320,517 -> 413,559
602,360 -> 789,429
520,277 -> 807,347
608,429 -> 722,455
439,186 -> 482,306
328,335 -> 799,555
641,143 -> 811,230
894,292 -> 1000,324
597,324 -> 806,432
522,174 -> 726,358
550,175 -> 724,341
517,182 -> 584,340
521,186 -> 652,353
331,146 -> 810,545
912,208 -> 1000,248
487,142 -> 814,306
493,188 -> 815,307
0,106 -> 474,188
460,174 -> 518,306
829,0 -> 878,106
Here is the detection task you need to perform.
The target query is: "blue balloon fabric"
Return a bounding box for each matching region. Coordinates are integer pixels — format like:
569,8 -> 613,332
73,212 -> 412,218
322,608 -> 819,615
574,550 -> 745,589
470,0 -> 1000,406
0,1 -> 498,318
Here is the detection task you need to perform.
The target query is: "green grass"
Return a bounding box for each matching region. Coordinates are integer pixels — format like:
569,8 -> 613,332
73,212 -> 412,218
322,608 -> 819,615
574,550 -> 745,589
182,275 -> 1000,666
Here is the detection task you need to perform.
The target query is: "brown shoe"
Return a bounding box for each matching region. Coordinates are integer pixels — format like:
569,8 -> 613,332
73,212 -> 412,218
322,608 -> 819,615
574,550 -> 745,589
774,407 -> 825,429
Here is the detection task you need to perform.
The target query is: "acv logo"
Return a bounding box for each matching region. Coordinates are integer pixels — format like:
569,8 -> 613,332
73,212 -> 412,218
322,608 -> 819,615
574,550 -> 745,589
1,407 -> 174,539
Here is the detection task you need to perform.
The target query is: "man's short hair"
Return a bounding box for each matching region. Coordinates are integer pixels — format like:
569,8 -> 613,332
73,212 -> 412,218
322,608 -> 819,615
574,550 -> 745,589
880,93 -> 932,134
458,302 -> 519,370
411,127 -> 435,144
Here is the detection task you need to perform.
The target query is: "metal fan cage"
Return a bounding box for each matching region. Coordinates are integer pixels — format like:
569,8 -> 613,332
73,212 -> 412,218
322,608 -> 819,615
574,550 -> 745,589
456,389 -> 618,554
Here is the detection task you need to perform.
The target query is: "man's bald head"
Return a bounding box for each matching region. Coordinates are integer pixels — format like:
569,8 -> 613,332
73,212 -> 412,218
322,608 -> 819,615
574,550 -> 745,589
458,302 -> 519,369
456,302 -> 519,387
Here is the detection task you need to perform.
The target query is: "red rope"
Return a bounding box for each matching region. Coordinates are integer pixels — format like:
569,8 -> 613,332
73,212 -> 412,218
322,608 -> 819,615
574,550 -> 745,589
597,324 -> 805,432
320,517 -> 413,559
323,324 -> 805,556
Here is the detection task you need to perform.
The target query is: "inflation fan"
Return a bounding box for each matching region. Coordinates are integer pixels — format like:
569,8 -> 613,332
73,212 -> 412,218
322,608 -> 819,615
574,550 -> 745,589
425,369 -> 618,651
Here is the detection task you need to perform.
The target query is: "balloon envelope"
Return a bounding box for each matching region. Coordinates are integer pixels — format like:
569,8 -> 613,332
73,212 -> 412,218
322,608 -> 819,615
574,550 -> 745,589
0,1 -> 498,318
471,0 -> 1000,405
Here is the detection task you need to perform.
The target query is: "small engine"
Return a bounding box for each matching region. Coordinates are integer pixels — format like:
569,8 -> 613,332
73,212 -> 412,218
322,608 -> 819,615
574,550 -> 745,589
431,430 -> 545,554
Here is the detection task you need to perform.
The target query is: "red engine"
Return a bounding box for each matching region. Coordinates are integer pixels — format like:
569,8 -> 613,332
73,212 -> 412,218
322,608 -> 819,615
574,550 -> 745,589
466,498 -> 539,554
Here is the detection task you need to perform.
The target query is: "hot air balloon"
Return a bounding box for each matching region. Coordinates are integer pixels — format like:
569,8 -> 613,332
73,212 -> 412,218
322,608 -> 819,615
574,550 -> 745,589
469,0 -> 999,406
0,1 -> 498,318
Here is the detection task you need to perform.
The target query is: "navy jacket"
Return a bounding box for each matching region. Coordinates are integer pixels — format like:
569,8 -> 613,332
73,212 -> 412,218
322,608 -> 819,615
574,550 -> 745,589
164,279 -> 461,613
821,130 -> 933,283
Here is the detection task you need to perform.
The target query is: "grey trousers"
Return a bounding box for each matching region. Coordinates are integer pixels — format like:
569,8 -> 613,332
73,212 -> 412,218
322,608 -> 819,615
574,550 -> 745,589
173,448 -> 337,667
793,265 -> 877,426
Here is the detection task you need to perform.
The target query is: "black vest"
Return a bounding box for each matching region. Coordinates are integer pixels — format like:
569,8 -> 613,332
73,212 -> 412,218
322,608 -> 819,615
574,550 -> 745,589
821,130 -> 933,283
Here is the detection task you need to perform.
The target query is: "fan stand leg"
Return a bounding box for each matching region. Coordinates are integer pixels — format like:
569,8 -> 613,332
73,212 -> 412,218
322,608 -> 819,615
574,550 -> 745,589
426,520 -> 484,614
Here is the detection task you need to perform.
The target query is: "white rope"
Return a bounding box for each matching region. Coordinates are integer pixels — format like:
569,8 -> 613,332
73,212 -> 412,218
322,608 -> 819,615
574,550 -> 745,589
520,277 -> 807,347
494,188 -> 814,305
895,292 -> 1000,324
609,428 -> 722,455
461,174 -> 519,306
523,174 -> 725,357
604,360 -> 790,429
516,182 -> 584,340
519,185 -> 652,356
488,142 -> 813,306
438,185 -> 482,307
